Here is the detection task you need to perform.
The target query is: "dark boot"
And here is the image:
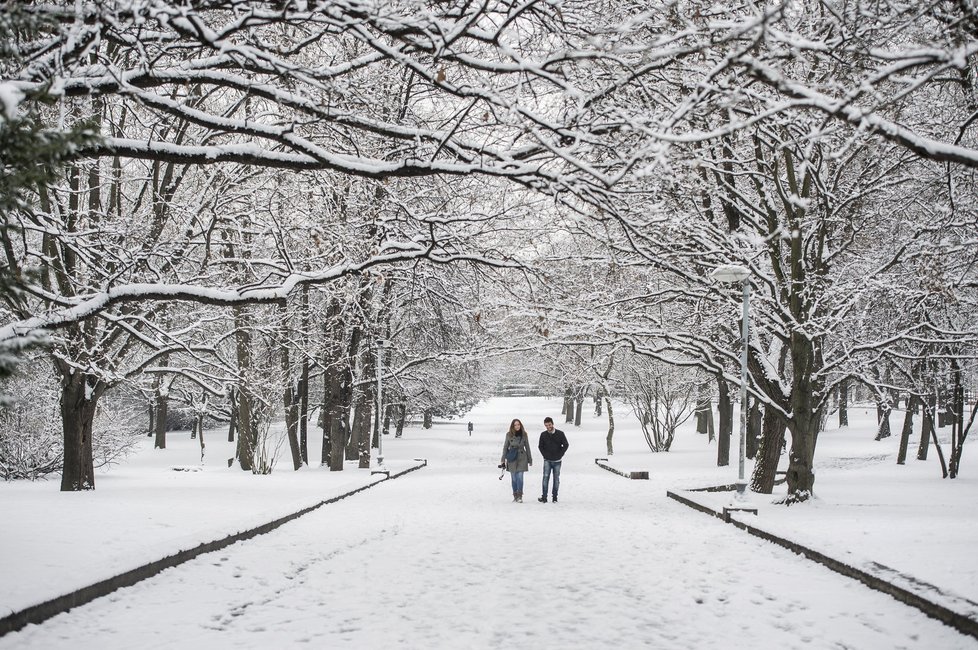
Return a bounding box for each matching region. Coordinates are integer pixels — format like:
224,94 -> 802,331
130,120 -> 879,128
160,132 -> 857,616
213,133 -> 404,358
513,492 -> 518,502
552,494 -> 558,503
516,491 -> 523,503
538,495 -> 547,503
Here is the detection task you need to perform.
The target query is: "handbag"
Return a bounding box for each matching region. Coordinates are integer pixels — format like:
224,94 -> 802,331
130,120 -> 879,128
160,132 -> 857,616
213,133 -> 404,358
505,446 -> 519,462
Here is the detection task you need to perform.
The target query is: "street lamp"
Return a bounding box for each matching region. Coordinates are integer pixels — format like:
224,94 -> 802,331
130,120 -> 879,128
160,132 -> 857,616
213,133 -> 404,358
710,264 -> 750,496
375,339 -> 388,468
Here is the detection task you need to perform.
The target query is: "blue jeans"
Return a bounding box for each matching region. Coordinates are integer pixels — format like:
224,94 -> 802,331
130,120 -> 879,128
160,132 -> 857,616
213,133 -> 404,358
510,471 -> 525,493
542,460 -> 561,497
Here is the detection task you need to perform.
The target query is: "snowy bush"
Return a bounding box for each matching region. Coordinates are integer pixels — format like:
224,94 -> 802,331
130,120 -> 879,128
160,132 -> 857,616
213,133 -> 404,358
0,368 -> 144,480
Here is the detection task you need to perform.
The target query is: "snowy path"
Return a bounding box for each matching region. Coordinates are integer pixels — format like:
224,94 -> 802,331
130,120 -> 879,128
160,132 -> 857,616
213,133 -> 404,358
2,404 -> 975,649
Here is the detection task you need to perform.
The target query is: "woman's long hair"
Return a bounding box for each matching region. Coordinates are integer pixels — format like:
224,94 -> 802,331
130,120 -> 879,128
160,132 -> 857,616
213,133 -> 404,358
505,418 -> 525,443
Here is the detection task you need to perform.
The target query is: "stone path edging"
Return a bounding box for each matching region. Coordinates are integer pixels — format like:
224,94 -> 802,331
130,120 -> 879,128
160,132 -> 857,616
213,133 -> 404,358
666,488 -> 978,641
0,460 -> 428,638
593,457 -> 649,479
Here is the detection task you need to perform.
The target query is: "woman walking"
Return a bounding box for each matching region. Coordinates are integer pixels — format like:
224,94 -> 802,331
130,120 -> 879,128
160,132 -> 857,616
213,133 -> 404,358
501,419 -> 533,502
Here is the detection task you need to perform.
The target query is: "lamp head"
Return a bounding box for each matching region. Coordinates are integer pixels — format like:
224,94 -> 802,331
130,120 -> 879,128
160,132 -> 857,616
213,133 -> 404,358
711,265 -> 750,283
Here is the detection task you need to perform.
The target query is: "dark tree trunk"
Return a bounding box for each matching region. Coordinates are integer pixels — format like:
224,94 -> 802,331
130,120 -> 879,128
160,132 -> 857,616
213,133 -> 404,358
838,377 -> 849,427
917,396 -> 936,461
716,377 -> 732,467
350,386 -> 373,469
605,396 -> 615,455
394,403 -> 406,438
233,308 -> 257,472
423,410 -> 433,429
59,369 -> 103,491
564,388 -> 574,423
949,360 -> 970,478
875,397 -> 892,440
147,404 -> 154,437
279,309 -> 302,471
283,376 -> 302,471
154,386 -> 168,450
695,381 -> 711,434
750,405 -> 787,494
746,397 -> 762,459
299,359 -> 309,465
782,331 -> 823,504
196,410 -> 205,463
897,394 -> 917,465
574,393 -> 583,426
153,355 -> 169,449
226,387 -> 237,443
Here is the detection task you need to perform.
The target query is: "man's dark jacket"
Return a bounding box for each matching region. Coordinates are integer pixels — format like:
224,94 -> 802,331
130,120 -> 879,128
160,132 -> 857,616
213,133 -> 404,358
538,428 -> 569,461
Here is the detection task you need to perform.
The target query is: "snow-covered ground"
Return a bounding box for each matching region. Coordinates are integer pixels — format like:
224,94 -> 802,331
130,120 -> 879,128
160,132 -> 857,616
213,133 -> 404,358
1,396 -> 976,648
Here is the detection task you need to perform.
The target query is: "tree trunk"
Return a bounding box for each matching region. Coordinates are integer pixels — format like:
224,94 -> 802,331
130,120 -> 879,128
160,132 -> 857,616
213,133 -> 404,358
605,396 -> 615,455
226,387 -> 237,443
235,390 -> 256,472
574,393 -> 583,426
875,397 -> 892,440
350,386 -> 373,469
751,405 -> 786,494
283,376 -> 302,471
917,396 -> 935,461
152,355 -> 169,449
153,383 -> 168,450
59,370 -> 102,491
298,359 -> 309,466
838,377 -> 849,427
897,394 -> 917,465
394,403 -> 406,438
746,397 -> 761,459
423,410 -> 433,429
196,411 -> 205,463
233,306 -> 257,472
695,381 -> 711,434
716,377 -> 732,467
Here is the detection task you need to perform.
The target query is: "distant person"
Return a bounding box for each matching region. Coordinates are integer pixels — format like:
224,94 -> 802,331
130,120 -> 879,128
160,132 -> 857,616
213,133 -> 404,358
500,418 -> 532,503
537,417 -> 569,503
467,421 -> 473,436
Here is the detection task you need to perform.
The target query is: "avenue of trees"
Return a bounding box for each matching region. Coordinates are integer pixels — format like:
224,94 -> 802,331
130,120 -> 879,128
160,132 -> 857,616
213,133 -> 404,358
0,1 -> 975,501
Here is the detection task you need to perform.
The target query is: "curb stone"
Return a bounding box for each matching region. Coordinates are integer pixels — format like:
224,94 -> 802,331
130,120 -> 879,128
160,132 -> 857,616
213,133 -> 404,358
666,488 -> 978,641
0,460 -> 427,638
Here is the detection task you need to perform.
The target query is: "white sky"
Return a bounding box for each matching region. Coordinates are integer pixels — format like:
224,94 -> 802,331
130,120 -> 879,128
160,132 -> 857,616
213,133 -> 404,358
1,396 -> 976,649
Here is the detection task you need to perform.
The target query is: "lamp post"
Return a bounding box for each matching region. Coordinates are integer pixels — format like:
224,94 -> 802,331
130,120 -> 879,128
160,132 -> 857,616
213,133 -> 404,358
710,265 -> 750,496
375,339 -> 388,468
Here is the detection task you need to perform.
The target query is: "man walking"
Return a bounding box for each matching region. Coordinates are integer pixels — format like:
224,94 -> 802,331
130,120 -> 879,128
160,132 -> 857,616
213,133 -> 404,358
537,417 -> 569,503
